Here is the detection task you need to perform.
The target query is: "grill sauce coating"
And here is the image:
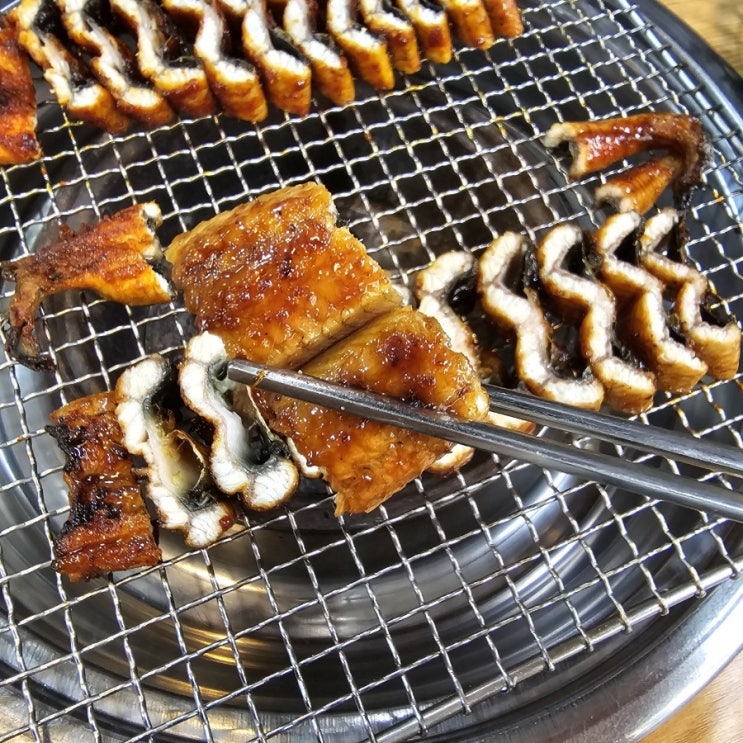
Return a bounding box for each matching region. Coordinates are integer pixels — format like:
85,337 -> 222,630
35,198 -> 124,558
0,16 -> 41,165
47,392 -> 161,582
166,182 -> 403,367
257,307 -> 490,514
544,113 -> 706,195
168,183 -> 488,514
1,202 -> 170,369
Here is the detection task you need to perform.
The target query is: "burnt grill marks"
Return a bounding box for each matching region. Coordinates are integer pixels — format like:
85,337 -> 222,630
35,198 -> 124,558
46,391 -> 161,582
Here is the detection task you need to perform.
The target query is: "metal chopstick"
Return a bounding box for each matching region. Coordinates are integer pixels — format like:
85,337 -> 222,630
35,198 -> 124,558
227,359 -> 743,523
486,384 -> 743,479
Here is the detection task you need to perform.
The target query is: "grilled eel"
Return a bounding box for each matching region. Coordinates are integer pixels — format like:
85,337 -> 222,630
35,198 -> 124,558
162,0 -> 269,121
256,307 -> 490,514
590,211 -> 708,393
637,208 -> 741,380
6,0 -> 522,145
544,113 -> 707,198
595,154 -> 683,215
1,202 -> 172,370
167,182 -> 488,514
47,391 -> 161,582
109,0 -> 218,118
283,0 -> 355,105
56,0 -> 175,127
12,0 -> 131,134
0,14 -> 41,165
166,182 -> 403,367
478,231 -> 606,410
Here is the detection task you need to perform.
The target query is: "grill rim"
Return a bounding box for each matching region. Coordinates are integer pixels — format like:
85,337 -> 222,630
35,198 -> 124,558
2,569 -> 742,741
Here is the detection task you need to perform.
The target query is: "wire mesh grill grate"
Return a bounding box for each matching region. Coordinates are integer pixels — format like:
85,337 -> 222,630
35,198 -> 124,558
1,0 -> 743,740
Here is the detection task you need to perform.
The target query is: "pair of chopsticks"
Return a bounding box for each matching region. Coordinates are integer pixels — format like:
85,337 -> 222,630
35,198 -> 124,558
227,360 -> 743,523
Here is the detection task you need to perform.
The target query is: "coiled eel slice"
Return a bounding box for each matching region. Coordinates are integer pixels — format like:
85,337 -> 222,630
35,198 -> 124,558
637,208 -> 741,380
116,355 -> 236,549
536,223 -> 656,414
393,0 -> 451,64
162,0 -> 268,121
439,0 -> 494,50
13,0 -> 131,132
219,0 -> 312,116
326,0 -> 394,89
179,332 -> 299,511
416,251 -> 533,474
282,0 -> 354,105
478,231 -> 605,410
109,0 -> 217,117
481,0 -> 523,38
57,0 -> 175,126
416,251 -> 481,473
591,211 -> 707,393
358,0 -> 420,74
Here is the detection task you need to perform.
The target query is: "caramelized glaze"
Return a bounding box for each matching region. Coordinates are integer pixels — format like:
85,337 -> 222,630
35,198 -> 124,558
595,154 -> 683,214
166,182 -> 402,368
1,203 -> 170,369
544,113 -> 706,195
258,307 -> 489,515
0,16 -> 40,165
47,392 -> 161,582
482,0 -> 523,38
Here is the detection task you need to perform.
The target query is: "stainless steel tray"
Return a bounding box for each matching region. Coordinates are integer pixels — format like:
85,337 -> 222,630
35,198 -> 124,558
1,0 -> 742,740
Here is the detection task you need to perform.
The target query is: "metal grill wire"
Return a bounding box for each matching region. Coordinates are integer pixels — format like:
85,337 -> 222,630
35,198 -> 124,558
1,0 -> 743,739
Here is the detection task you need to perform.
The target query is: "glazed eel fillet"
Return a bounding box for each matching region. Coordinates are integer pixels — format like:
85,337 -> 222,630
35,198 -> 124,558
47,392 -> 161,582
257,306 -> 490,514
165,182 -> 403,367
0,14 -> 41,164
167,182 -> 489,514
1,202 -> 171,370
